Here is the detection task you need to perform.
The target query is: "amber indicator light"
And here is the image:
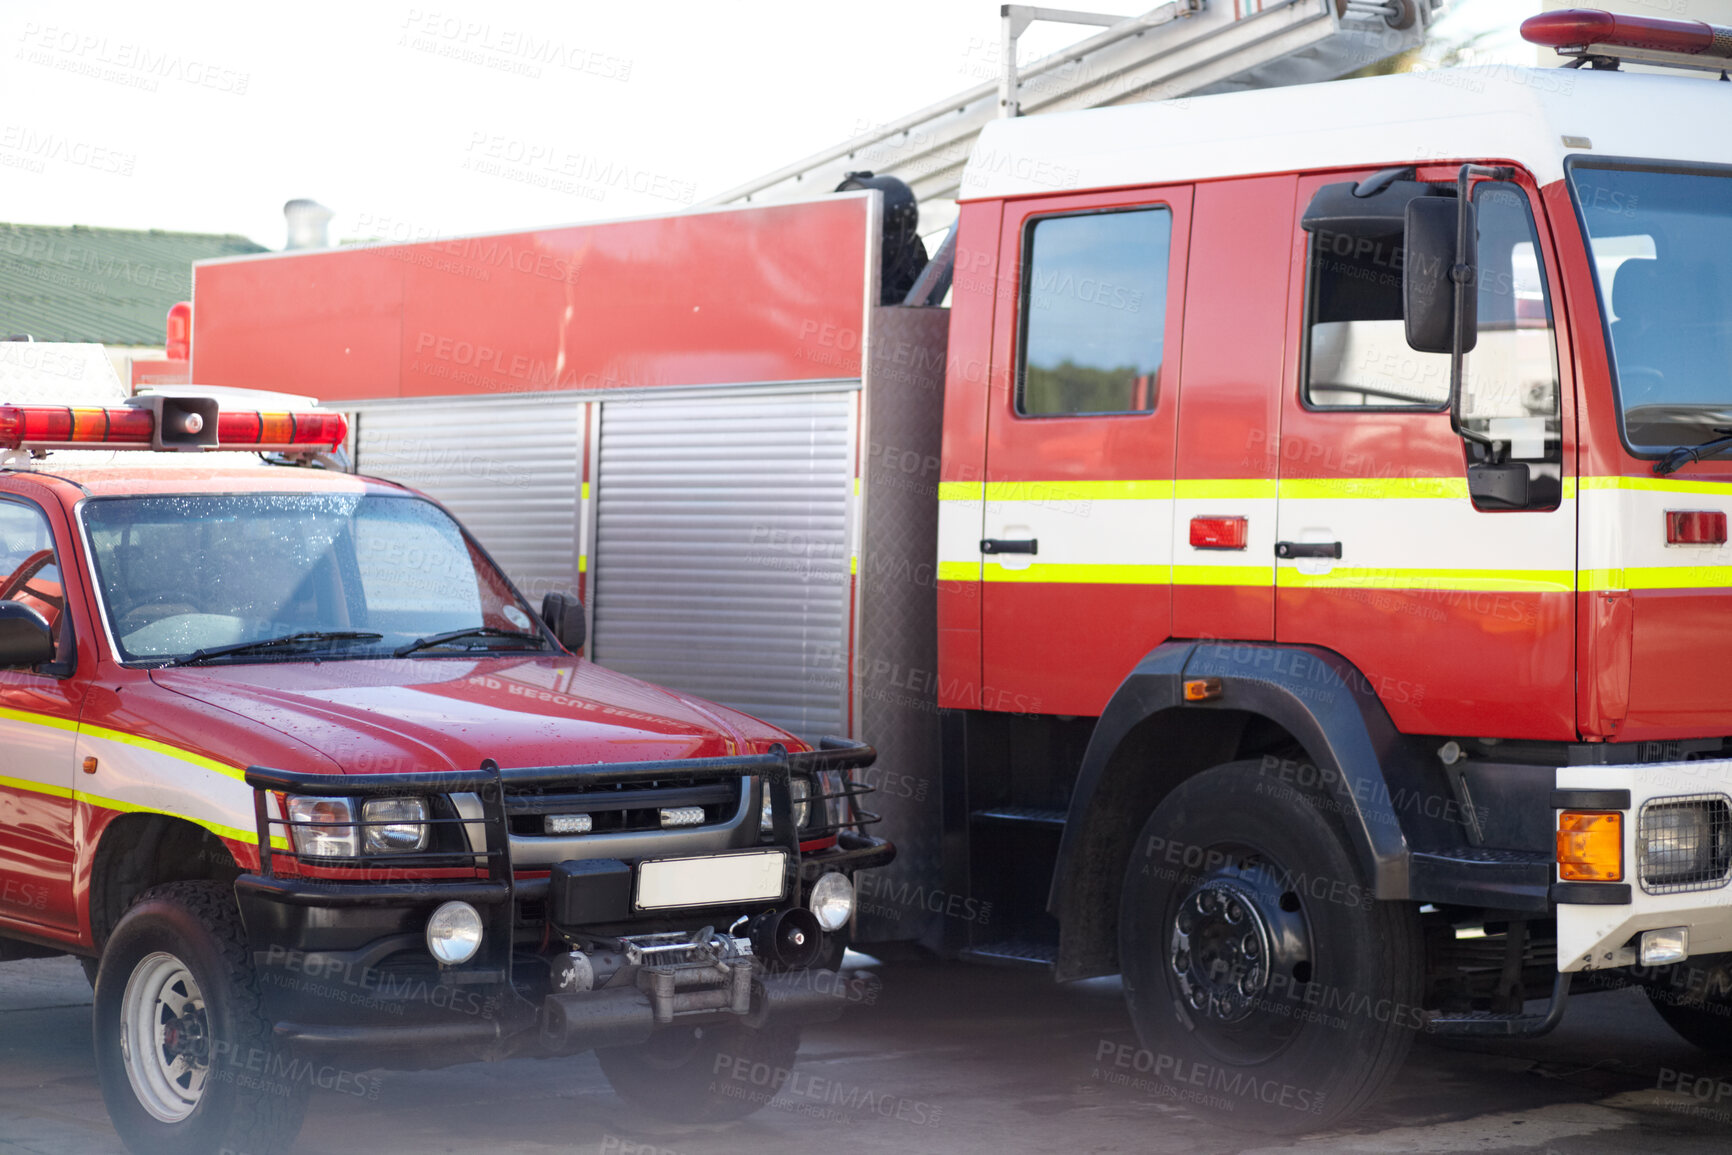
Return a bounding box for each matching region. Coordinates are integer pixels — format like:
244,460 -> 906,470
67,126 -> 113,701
1184,677 -> 1223,702
1557,810 -> 1623,882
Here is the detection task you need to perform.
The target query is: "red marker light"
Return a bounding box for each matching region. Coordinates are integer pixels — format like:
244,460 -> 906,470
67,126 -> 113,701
1190,515 -> 1249,551
165,301 -> 192,362
1667,510 -> 1728,545
1522,9 -> 1732,59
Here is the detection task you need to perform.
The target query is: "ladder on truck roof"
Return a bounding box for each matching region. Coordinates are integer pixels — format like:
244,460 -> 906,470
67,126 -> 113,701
704,0 -> 1447,214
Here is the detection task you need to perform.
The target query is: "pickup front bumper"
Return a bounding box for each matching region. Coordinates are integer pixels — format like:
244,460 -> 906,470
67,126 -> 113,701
233,742 -> 893,1067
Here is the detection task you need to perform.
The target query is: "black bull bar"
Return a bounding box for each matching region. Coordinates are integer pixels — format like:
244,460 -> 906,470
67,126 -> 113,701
231,740 -> 889,1058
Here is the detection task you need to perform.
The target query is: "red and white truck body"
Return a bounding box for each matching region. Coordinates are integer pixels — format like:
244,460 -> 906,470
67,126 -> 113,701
184,14 -> 1732,1127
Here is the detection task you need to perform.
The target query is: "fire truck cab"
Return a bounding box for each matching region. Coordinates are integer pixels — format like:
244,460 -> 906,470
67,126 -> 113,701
935,37 -> 1732,1127
0,346 -> 891,1155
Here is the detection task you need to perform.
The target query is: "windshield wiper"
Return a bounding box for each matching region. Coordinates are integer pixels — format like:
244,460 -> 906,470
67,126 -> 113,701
1654,427 -> 1732,476
394,626 -> 547,658
165,630 -> 384,667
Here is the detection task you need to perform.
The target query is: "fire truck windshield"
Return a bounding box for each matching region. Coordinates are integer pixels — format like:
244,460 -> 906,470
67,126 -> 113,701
1570,161 -> 1732,452
80,492 -> 550,664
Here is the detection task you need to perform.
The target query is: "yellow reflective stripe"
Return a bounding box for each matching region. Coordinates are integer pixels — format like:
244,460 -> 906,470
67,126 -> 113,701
1582,566 -> 1732,592
982,563 -> 1169,585
1278,477 -> 1469,501
80,723 -> 247,783
1174,479 -> 1276,500
850,555 -> 858,575
1173,564 -> 1275,587
0,775 -> 284,850
1561,477 -> 1577,500
0,704 -> 80,734
982,479 -> 1172,502
75,789 -> 287,850
1277,567 -> 1576,593
0,772 -> 73,800
937,482 -> 983,502
936,560 -> 979,581
1580,475 -> 1732,496
581,481 -> 590,500
578,554 -> 587,573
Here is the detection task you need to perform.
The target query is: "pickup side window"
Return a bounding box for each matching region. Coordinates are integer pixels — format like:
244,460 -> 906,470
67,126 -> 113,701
1016,207 -> 1172,416
0,499 -> 65,636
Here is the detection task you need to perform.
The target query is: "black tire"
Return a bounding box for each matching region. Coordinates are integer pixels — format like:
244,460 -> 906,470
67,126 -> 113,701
1118,759 -> 1423,1132
598,1022 -> 802,1123
93,881 -> 309,1155
1648,984 -> 1732,1052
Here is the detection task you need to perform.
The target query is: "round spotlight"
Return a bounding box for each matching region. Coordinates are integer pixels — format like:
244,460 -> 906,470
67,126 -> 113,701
426,901 -> 484,966
808,871 -> 855,933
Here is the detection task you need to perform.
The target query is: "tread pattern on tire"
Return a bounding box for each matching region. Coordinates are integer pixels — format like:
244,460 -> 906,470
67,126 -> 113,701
100,880 -> 307,1155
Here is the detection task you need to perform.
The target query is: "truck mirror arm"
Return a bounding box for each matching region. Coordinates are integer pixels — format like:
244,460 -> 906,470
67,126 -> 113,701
1448,163 -> 1516,457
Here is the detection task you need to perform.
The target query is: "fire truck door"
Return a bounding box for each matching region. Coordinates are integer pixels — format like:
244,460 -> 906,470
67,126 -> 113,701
1274,173 -> 1576,740
0,497 -> 78,930
980,186 -> 1190,717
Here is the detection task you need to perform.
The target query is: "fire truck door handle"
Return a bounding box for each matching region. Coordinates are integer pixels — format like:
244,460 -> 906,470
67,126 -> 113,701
981,538 -> 1038,555
1275,540 -> 1342,560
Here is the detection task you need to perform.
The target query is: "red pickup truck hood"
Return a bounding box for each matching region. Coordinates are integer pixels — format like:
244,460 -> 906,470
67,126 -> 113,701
145,656 -> 791,775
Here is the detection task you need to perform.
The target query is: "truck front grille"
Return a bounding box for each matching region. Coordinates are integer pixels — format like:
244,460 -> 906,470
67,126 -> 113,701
503,777 -> 743,837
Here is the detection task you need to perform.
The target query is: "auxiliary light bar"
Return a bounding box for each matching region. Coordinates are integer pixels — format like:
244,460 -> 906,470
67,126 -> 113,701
0,400 -> 348,455
1523,8 -> 1732,72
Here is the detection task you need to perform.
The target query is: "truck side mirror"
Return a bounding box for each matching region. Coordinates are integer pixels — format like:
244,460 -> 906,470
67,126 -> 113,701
1403,196 -> 1478,356
0,601 -> 55,667
540,592 -> 587,653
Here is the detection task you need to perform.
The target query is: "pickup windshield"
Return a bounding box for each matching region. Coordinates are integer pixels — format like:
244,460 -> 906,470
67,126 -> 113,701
1570,161 -> 1732,452
81,493 -> 549,664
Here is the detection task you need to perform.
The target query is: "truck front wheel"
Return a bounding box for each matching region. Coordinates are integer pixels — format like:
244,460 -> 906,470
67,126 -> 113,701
93,881 -> 308,1155
598,1022 -> 801,1123
1118,759 -> 1422,1131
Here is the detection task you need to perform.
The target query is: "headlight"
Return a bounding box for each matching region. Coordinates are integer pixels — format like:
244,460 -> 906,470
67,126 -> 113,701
286,795 -> 358,858
808,871 -> 854,932
362,797 -> 430,853
426,901 -> 483,966
761,776 -> 813,834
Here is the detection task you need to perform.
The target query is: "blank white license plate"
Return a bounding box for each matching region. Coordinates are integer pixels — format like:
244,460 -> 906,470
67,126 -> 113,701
635,849 -> 788,911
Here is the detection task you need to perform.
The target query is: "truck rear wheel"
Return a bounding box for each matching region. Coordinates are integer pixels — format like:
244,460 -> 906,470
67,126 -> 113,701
93,881 -> 308,1155
1118,759 -> 1422,1131
598,1022 -> 801,1123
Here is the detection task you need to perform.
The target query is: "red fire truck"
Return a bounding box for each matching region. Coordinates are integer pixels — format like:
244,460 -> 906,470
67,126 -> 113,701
0,344 -> 891,1153
184,8 -> 1732,1130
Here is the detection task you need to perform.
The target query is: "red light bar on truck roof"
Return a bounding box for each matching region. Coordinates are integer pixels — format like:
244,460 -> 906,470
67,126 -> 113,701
1523,9 -> 1732,72
0,401 -> 347,454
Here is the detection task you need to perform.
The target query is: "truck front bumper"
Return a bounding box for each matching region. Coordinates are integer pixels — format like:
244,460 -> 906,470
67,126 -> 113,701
234,742 -> 893,1067
1556,759 -> 1732,972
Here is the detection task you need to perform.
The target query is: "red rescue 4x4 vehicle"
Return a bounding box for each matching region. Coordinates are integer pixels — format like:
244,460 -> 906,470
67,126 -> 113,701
0,346 -> 892,1155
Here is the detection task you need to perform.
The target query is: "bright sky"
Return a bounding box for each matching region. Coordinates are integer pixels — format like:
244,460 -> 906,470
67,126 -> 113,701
0,0 -> 1536,248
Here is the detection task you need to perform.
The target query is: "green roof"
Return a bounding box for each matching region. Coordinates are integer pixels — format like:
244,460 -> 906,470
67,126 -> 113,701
0,223 -> 267,346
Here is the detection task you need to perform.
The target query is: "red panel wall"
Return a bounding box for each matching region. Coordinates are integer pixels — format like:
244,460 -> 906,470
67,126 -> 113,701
192,198 -> 874,400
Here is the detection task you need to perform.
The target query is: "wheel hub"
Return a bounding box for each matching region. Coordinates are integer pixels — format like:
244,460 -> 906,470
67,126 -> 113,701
1169,880 -> 1274,1023
119,951 -> 211,1124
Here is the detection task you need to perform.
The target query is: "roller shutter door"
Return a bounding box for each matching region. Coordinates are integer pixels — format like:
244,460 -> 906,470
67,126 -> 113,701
591,391 -> 853,739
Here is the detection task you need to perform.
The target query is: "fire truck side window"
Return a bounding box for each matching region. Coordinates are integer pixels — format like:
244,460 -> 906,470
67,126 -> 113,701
1304,214 -> 1452,409
1016,207 -> 1171,416
0,499 -> 65,638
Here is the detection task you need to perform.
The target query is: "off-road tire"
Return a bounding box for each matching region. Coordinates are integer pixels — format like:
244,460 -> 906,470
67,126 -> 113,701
93,881 -> 308,1155
598,1022 -> 802,1123
1118,759 -> 1424,1132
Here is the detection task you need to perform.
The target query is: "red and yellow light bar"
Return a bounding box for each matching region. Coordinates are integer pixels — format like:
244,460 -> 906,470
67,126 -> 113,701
0,402 -> 347,454
1523,9 -> 1732,64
